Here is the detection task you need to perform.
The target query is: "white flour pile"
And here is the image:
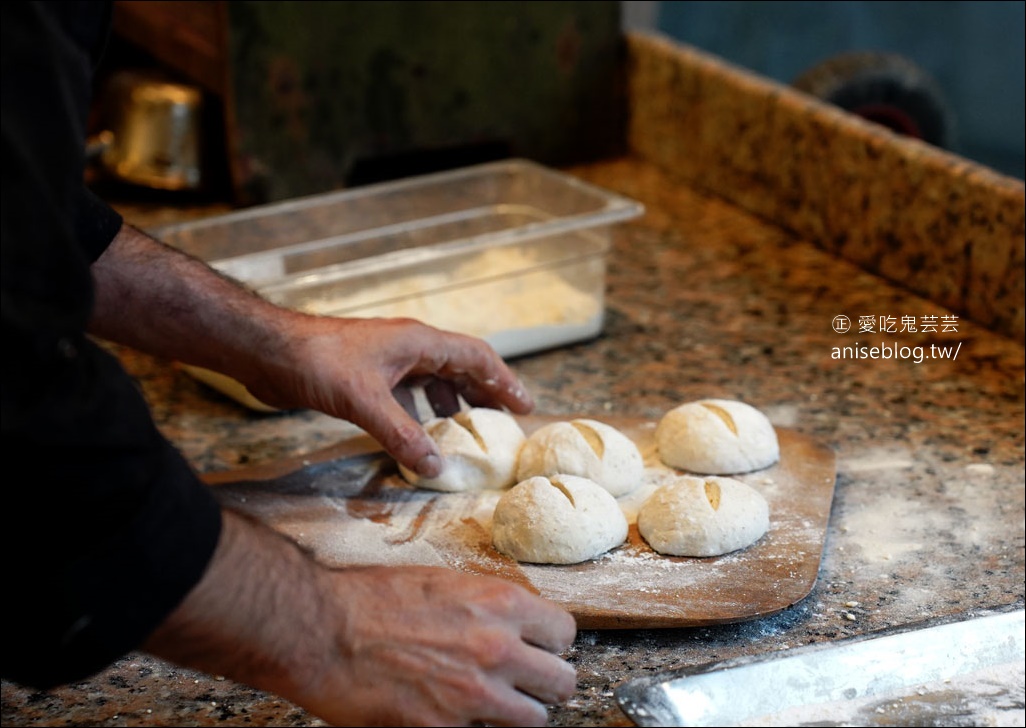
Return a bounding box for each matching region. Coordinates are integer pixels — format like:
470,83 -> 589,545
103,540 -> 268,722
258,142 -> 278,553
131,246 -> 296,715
293,246 -> 602,343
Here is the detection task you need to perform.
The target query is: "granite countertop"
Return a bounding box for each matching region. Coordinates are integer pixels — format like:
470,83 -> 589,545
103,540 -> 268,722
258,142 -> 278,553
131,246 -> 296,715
3,32 -> 1023,728
2,153 -> 1022,727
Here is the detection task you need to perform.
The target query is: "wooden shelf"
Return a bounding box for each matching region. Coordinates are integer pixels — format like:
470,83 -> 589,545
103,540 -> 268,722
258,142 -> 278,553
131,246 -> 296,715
111,0 -> 228,97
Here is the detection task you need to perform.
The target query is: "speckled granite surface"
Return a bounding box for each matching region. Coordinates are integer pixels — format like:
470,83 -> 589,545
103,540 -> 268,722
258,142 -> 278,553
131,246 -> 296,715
3,155 -> 1022,727
626,32 -> 1025,344
3,34 -> 1024,728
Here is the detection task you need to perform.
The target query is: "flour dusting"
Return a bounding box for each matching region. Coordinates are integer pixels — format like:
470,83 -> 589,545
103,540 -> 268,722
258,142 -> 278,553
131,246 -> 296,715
215,422 -> 834,626
736,661 -> 1025,727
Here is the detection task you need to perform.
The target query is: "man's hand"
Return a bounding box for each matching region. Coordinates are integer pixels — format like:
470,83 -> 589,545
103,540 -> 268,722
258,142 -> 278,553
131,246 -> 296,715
303,564 -> 577,726
241,315 -> 535,479
89,225 -> 534,478
146,511 -> 577,727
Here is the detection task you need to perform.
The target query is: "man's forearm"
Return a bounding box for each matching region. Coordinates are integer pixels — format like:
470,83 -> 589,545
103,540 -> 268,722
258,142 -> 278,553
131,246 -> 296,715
144,509 -> 579,727
88,223 -> 295,380
143,509 -> 332,700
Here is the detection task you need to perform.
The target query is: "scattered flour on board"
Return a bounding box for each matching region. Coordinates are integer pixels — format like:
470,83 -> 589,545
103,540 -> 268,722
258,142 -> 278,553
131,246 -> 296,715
216,423 -> 831,622
282,511 -> 448,568
230,456 -> 816,618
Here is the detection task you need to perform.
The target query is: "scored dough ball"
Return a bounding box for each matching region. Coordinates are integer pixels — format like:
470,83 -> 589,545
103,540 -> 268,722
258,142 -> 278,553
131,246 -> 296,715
637,475 -> 769,557
492,474 -> 629,564
515,419 -> 644,497
656,399 -> 779,474
399,408 -> 525,492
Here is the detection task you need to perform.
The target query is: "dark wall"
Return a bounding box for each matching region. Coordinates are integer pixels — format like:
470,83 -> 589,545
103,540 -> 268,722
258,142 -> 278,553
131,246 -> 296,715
227,1 -> 627,203
654,0 -> 1025,180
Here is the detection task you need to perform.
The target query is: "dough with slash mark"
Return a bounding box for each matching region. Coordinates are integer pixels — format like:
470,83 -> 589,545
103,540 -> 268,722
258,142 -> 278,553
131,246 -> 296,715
656,399 -> 779,475
492,474 -> 628,564
400,408 -> 525,492
516,418 -> 643,497
638,475 -> 769,557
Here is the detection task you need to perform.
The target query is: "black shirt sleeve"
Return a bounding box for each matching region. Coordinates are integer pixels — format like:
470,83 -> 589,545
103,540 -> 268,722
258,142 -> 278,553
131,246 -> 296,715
77,184 -> 126,262
1,1 -> 222,689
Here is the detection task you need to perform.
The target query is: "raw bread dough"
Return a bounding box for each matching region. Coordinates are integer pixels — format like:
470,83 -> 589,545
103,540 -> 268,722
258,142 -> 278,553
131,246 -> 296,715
179,364 -> 279,412
656,399 -> 779,474
637,475 -> 770,557
491,474 -> 629,564
399,408 -> 525,492
515,418 -> 644,497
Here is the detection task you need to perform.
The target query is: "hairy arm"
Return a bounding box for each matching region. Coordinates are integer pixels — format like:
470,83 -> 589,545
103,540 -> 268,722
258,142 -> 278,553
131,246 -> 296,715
88,223 -> 534,475
88,222 -> 291,378
145,510 -> 577,727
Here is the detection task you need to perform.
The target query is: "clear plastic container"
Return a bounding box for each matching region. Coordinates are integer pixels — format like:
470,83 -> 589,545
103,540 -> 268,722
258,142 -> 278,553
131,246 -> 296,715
153,159 -> 643,407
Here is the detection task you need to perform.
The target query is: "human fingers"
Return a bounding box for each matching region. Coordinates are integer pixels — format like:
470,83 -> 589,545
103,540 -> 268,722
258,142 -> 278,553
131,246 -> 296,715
503,640 -> 578,708
418,370 -> 533,417
470,683 -> 551,728
462,621 -> 576,727
311,567 -> 571,727
356,381 -> 443,477
517,595 -> 578,656
404,326 -> 534,415
423,580 -> 575,725
468,583 -> 578,709
451,374 -> 535,413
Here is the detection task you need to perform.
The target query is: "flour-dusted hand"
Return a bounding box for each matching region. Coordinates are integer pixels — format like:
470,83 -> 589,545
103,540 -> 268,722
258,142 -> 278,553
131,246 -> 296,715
146,512 -> 578,727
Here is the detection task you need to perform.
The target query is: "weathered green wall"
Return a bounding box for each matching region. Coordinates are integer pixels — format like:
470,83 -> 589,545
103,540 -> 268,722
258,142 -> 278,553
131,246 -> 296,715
227,0 -> 625,203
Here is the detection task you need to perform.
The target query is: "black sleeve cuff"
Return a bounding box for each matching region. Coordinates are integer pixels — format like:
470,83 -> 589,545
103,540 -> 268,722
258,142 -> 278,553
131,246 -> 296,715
53,440 -> 224,688
2,337 -> 222,689
76,185 -> 124,261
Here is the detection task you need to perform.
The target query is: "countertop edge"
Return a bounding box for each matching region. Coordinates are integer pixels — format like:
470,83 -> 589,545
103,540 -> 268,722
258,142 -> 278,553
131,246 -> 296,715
624,30 -> 1025,344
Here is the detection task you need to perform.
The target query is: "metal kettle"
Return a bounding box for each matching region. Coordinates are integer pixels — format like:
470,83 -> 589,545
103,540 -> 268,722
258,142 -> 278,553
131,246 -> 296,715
89,69 -> 204,191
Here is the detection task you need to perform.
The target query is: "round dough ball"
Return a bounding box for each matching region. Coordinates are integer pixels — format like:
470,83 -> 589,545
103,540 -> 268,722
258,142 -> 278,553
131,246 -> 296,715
637,475 -> 769,557
515,419 -> 644,497
399,408 -> 525,492
656,399 -> 779,474
492,474 -> 629,564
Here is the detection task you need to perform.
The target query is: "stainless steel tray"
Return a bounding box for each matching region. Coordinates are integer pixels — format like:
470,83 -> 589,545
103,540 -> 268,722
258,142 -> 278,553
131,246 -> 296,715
615,605 -> 1025,727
